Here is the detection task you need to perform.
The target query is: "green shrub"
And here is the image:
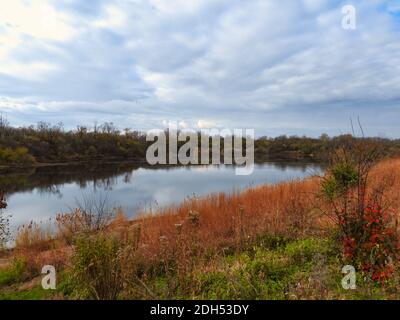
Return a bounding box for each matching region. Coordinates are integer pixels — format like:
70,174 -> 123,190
0,147 -> 36,165
321,142 -> 399,284
70,233 -> 124,300
284,238 -> 329,264
322,162 -> 358,200
0,258 -> 27,286
191,238 -> 329,300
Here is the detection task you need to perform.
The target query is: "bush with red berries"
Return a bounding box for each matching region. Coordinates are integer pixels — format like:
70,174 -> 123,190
337,194 -> 399,283
322,142 -> 399,284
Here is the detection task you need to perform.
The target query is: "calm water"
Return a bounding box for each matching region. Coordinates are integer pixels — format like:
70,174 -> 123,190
1,162 -> 322,228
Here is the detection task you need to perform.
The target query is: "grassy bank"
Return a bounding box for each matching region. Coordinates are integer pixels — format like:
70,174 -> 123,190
1,157 -> 400,300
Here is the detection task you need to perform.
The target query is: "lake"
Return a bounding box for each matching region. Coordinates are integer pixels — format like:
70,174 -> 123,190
1,161 -> 323,229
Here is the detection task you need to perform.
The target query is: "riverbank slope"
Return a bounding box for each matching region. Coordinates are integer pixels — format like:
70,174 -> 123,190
1,157 -> 400,299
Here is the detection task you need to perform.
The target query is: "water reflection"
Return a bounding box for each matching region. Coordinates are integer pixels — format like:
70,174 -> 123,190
0,161 -> 323,227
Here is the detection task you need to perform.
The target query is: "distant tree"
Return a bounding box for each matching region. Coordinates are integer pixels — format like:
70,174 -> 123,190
0,119 -> 400,166
0,192 -> 9,247
320,133 -> 330,141
0,114 -> 10,138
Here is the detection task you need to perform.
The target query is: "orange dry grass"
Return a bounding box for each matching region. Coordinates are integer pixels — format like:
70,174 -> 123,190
135,177 -> 324,263
11,158 -> 400,272
15,221 -> 53,249
13,220 -> 71,272
365,158 -> 400,209
129,158 -> 400,264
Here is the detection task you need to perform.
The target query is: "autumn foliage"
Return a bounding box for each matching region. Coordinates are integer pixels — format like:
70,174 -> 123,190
322,140 -> 400,283
3,153 -> 400,298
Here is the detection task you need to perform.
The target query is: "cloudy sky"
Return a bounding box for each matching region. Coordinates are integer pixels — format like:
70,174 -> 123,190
0,0 -> 399,137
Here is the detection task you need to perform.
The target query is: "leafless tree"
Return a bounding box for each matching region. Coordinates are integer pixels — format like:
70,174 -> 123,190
72,192 -> 115,232
0,192 -> 10,247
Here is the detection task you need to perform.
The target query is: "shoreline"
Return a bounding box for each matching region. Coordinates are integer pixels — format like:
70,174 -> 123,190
0,158 -> 147,170
0,156 -> 321,170
1,157 -> 400,299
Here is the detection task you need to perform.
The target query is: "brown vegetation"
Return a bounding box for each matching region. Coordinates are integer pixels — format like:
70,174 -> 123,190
2,156 -> 400,299
8,159 -> 400,253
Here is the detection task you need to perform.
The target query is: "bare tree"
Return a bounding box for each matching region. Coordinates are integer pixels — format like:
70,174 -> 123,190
0,192 -> 10,247
0,114 -> 10,138
72,192 -> 115,232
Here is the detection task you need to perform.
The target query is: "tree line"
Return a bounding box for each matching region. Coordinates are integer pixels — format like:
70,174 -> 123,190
255,133 -> 400,161
0,116 -> 148,165
1,115 -> 400,166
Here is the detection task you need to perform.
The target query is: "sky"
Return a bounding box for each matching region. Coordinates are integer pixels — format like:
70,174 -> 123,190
0,0 -> 399,137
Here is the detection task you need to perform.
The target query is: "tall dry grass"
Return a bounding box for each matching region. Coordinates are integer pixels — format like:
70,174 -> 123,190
135,177 -> 323,263
15,221 -> 53,248
8,158 -> 400,282
106,158 -> 400,268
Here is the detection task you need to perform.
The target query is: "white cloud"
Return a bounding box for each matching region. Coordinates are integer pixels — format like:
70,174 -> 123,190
0,0 -> 400,136
197,119 -> 217,129
0,62 -> 59,81
0,0 -> 75,81
92,5 -> 127,30
178,120 -> 188,129
148,0 -> 205,14
302,0 -> 329,13
0,0 -> 75,42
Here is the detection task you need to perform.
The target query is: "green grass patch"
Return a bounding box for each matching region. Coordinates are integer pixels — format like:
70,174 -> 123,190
190,238 -> 331,300
142,237 -> 338,300
0,259 -> 26,287
0,286 -> 53,300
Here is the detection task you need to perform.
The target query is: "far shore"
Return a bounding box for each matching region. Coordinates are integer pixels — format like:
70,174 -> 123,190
0,155 -> 321,171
